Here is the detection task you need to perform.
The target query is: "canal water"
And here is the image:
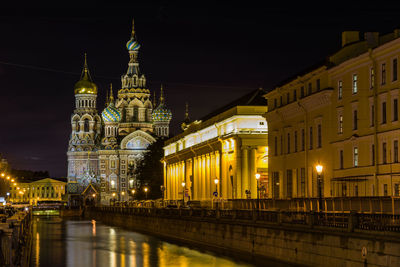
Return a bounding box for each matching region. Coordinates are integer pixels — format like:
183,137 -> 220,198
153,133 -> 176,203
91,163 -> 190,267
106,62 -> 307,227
30,216 -> 257,267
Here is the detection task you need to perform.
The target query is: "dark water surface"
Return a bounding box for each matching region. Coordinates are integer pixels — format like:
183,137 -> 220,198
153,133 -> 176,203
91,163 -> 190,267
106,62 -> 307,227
30,216 -> 257,267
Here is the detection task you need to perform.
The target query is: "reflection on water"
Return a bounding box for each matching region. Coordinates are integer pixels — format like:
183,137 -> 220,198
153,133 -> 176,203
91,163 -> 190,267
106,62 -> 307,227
30,217 -> 254,267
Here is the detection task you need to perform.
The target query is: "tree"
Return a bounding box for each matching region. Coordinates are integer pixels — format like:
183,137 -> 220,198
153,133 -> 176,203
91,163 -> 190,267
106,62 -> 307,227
134,138 -> 165,199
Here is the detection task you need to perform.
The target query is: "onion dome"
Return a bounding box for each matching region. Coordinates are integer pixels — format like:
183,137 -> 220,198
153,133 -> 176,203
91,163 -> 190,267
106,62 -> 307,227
74,54 -> 98,95
126,19 -> 141,51
152,85 -> 172,122
101,85 -> 121,123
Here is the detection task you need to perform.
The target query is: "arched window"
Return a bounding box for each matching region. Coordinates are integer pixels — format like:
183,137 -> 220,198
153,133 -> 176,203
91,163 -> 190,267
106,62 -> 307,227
84,119 -> 89,132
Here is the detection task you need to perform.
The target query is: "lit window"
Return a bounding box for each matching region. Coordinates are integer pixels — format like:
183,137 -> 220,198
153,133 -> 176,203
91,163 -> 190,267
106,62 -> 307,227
352,74 -> 358,94
370,67 -> 375,89
353,147 -> 358,167
338,80 -> 343,99
338,114 -> 343,134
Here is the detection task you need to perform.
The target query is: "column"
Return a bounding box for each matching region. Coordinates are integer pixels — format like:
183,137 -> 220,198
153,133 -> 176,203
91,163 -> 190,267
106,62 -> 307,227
163,162 -> 167,200
193,157 -> 198,200
241,148 -> 249,198
221,152 -> 227,199
206,154 -> 211,200
250,148 -> 257,199
236,144 -> 242,199
201,155 -> 206,200
216,151 -> 221,198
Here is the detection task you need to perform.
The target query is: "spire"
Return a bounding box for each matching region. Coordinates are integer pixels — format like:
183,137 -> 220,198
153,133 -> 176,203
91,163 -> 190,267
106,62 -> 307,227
185,102 -> 189,121
153,91 -> 156,107
109,83 -> 114,104
159,84 -> 165,105
131,18 -> 135,37
80,53 -> 90,80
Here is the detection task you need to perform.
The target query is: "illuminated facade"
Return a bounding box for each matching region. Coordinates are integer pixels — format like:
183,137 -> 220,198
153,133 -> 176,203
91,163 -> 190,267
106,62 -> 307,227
163,90 -> 268,202
9,178 -> 66,205
265,30 -> 400,198
67,20 -> 172,204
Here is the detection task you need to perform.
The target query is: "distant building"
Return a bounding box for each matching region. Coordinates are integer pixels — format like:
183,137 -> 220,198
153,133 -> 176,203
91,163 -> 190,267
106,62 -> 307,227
163,89 -> 268,202
8,178 -> 66,205
66,20 -> 172,205
264,30 -> 400,198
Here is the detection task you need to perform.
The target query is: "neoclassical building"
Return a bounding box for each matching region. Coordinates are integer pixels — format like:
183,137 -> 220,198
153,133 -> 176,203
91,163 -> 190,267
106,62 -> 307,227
265,30 -> 400,198
162,89 -> 268,202
67,20 -> 172,204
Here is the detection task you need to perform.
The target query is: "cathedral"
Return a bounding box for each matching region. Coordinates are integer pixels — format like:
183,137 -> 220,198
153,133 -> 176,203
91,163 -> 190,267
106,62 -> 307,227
67,20 -> 172,205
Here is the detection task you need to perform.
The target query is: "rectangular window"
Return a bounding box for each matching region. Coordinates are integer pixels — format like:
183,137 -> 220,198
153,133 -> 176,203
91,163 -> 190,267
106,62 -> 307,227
352,74 -> 358,94
301,129 -> 305,151
353,110 -> 358,130
384,184 -> 388,196
342,184 -> 347,197
300,86 -> 304,98
370,67 -> 375,89
383,142 -> 387,164
308,83 -> 312,95
300,168 -> 305,197
339,114 -> 343,134
274,136 -> 278,156
394,99 -> 398,121
316,79 -> 320,91
340,150 -> 344,169
280,135 -> 283,155
317,124 -> 322,148
395,140 -> 399,163
371,104 -> 375,127
353,147 -> 359,167
393,58 -> 398,81
382,63 -> 386,85
395,184 -> 399,197
293,90 -> 297,101
287,92 -> 290,104
354,185 -> 358,197
338,80 -> 343,99
382,102 -> 387,124
309,127 -> 313,150
287,133 -> 290,154
280,96 -> 282,106
274,98 -> 277,109
294,131 -> 298,152
372,144 -> 375,165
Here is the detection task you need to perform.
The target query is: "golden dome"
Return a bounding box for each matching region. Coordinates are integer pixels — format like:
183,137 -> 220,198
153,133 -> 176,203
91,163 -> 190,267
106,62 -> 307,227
74,54 -> 98,95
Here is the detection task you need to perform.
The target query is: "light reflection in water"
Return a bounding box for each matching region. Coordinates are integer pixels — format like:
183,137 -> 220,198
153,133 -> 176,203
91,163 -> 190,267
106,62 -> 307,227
31,217 -> 255,267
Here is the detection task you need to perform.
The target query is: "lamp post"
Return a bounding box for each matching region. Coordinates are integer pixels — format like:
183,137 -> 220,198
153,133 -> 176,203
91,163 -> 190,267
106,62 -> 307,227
131,189 -> 136,201
255,173 -> 260,212
316,164 -> 323,212
112,192 -> 116,206
144,187 -> 148,200
160,185 -> 165,207
181,182 -> 185,207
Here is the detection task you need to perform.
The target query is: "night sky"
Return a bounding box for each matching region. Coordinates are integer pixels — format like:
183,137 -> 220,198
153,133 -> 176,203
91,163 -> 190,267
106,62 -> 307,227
2,3 -> 400,177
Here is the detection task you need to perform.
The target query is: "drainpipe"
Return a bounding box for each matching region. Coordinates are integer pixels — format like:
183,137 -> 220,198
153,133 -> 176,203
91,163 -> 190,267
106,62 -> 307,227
369,48 -> 379,196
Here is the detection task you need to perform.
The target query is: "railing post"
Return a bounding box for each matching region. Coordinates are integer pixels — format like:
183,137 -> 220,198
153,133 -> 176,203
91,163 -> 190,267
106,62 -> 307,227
348,210 -> 357,232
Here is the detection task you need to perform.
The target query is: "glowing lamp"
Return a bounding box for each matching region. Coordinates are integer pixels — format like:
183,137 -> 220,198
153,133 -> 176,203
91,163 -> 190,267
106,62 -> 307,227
214,178 -> 219,185
255,173 -> 261,180
316,164 -> 323,175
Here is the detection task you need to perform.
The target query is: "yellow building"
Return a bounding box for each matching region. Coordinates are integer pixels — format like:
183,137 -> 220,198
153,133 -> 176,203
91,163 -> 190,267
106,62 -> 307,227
265,30 -> 400,198
162,89 -> 268,202
9,178 -> 66,205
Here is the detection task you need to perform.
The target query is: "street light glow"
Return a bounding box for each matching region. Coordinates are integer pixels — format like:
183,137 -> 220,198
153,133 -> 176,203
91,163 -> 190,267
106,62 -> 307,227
316,164 -> 323,175
214,178 -> 219,185
1,173 -> 5,177
182,182 -> 185,187
144,187 -> 148,192
131,189 -> 135,194
255,173 -> 261,180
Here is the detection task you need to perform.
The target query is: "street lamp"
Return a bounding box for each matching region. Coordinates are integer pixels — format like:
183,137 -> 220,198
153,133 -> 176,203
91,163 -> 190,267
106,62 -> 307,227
181,182 -> 185,206
214,178 -> 219,209
255,173 -> 260,212
160,185 -> 165,207
112,192 -> 116,206
1,173 -> 4,177
316,164 -> 323,212
144,187 -> 148,200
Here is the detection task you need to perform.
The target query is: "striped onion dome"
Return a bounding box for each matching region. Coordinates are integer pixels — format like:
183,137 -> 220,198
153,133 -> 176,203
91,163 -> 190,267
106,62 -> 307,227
101,103 -> 121,123
126,38 -> 140,51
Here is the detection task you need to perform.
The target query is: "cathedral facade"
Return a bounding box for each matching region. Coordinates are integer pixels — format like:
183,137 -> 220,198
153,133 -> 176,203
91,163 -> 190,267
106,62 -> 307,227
67,21 -> 172,205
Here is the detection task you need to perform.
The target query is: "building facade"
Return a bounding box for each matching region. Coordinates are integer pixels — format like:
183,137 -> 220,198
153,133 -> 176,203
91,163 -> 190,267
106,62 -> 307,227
9,178 -> 66,205
162,90 -> 268,202
265,30 -> 400,198
67,20 -> 172,204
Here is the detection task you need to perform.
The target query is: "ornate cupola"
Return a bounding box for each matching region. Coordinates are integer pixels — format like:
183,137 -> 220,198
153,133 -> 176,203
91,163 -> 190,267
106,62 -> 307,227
152,84 -> 172,137
101,84 -> 121,150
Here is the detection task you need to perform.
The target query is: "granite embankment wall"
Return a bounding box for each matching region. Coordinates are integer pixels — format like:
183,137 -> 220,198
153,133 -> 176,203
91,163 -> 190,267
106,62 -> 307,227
85,208 -> 400,267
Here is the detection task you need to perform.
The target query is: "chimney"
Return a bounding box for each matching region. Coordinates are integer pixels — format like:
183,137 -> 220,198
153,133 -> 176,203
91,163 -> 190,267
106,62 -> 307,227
364,32 -> 379,48
341,31 -> 360,47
